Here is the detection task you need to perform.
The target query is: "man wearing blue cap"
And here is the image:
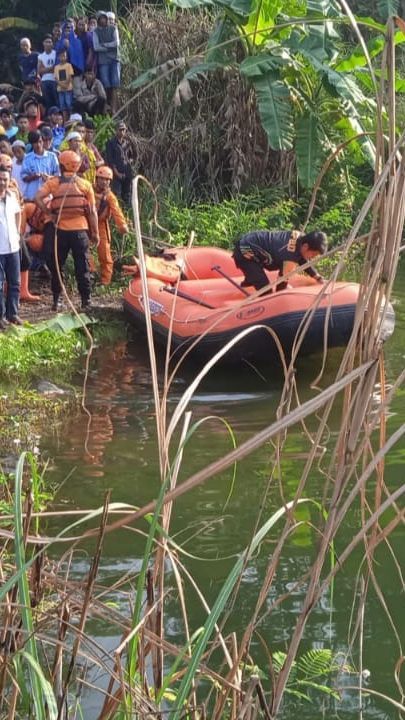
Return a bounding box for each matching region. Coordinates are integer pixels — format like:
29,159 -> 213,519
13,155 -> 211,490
47,106 -> 65,150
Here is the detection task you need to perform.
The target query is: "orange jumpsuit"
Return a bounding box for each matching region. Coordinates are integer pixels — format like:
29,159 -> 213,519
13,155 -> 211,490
95,189 -> 128,284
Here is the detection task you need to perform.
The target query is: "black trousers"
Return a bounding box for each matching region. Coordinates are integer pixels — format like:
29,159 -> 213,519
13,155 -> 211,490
20,239 -> 31,272
44,225 -> 91,301
233,243 -> 288,292
112,175 -> 132,205
233,243 -> 271,290
74,97 -> 107,116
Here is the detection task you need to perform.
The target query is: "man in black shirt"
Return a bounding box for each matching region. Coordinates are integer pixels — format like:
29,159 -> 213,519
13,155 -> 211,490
105,121 -> 133,204
233,229 -> 327,292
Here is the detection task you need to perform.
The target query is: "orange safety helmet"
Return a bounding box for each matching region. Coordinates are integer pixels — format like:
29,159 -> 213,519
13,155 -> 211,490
27,233 -> 44,253
59,150 -> 81,174
96,165 -> 113,180
0,153 -> 12,170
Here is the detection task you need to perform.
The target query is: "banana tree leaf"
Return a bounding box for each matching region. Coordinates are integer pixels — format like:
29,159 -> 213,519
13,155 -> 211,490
130,57 -> 187,89
336,31 -> 405,72
185,61 -> 228,80
315,62 -> 366,105
0,17 -> 37,31
294,26 -> 336,61
335,114 -> 376,166
296,48 -> 367,105
306,0 -> 337,13
217,0 -> 254,16
250,72 -> 294,150
243,0 -> 282,46
9,313 -> 96,337
170,0 -> 214,7
355,67 -> 405,93
377,0 -> 399,19
335,36 -> 385,72
296,112 -> 323,188
240,51 -> 289,77
354,15 -> 386,32
171,0 -> 252,11
206,17 -> 230,62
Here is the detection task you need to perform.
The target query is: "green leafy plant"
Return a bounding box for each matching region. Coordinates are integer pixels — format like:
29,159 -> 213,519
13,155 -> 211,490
92,114 -> 116,153
0,315 -> 95,382
158,180 -> 370,251
270,648 -> 353,702
133,0 -> 405,187
161,190 -> 302,247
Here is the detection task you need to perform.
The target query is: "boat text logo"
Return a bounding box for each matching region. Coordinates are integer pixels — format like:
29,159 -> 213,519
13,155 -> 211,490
140,297 -> 164,316
236,305 -> 265,320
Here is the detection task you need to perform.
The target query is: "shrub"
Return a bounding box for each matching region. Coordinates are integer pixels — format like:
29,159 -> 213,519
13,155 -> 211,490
159,184 -> 370,251
161,190 -> 302,248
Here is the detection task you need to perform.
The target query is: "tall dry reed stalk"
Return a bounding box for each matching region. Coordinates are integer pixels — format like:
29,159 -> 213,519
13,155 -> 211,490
119,13 -> 405,718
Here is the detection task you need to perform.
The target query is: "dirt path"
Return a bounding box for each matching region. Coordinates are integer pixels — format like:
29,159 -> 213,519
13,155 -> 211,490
19,273 -> 123,323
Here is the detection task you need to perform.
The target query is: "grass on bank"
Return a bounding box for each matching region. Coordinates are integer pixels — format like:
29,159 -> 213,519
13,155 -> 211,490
0,313 -> 127,461
0,313 -> 129,384
159,183 -> 371,250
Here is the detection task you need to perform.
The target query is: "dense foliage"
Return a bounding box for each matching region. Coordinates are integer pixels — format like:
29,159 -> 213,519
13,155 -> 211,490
159,168 -> 372,247
129,0 -> 405,194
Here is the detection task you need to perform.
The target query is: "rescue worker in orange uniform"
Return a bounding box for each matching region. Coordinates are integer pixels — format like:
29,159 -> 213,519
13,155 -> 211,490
35,150 -> 99,311
24,201 -> 50,255
94,165 -> 128,285
0,152 -> 40,301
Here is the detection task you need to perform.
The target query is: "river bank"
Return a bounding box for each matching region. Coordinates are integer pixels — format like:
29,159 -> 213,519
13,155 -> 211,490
9,273 -> 123,324
0,279 -> 127,465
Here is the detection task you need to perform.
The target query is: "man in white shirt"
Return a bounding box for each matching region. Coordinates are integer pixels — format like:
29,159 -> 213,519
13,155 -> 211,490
0,165 -> 22,328
38,35 -> 58,112
11,140 -> 28,197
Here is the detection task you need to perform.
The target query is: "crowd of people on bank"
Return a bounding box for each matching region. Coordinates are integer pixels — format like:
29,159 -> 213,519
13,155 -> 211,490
14,12 -> 120,116
0,11 -> 135,329
0,11 -> 329,330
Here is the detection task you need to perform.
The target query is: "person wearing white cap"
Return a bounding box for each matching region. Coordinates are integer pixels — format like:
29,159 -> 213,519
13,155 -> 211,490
65,131 -> 82,151
0,95 -> 11,110
69,113 -> 83,124
11,140 -> 28,197
64,131 -> 92,180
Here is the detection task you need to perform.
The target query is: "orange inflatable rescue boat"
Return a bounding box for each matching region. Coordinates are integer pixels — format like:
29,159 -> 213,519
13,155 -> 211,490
123,246 -> 361,365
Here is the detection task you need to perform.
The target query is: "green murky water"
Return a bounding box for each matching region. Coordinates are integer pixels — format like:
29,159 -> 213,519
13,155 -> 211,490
42,264 -> 405,718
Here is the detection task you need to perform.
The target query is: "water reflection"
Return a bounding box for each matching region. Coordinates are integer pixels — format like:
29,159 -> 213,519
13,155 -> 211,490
40,264 -> 405,720
55,341 -> 154,477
